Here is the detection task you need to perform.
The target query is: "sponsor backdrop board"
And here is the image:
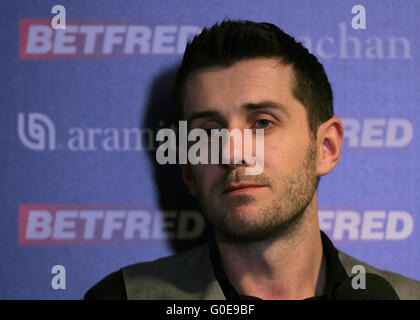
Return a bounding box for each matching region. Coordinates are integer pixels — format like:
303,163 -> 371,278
1,0 -> 419,299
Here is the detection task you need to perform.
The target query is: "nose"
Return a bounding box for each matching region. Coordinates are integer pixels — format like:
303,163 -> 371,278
219,128 -> 249,170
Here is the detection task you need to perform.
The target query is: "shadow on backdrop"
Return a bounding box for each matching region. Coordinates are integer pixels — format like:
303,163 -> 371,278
141,63 -> 213,254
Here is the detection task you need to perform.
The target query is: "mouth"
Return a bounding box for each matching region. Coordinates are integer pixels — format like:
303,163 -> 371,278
222,183 -> 267,195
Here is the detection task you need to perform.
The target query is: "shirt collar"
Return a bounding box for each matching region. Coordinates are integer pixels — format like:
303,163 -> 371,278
209,230 -> 349,300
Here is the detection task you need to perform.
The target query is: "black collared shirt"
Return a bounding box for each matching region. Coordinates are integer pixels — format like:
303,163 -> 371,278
84,231 -> 349,300
209,230 -> 349,300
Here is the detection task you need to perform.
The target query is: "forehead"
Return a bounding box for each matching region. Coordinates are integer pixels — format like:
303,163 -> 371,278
183,58 -> 299,118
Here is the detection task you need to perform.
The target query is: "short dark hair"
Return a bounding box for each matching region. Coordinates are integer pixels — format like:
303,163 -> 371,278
172,19 -> 334,139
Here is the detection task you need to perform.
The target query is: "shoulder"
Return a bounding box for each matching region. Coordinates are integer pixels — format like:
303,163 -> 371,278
84,269 -> 126,300
86,243 -> 224,300
84,244 -> 216,300
122,243 -> 224,299
337,250 -> 420,300
123,243 -> 211,276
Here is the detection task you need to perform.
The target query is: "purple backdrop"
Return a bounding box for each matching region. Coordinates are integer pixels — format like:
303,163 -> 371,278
1,0 -> 419,299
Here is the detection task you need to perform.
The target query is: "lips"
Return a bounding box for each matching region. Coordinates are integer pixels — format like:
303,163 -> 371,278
222,183 -> 266,194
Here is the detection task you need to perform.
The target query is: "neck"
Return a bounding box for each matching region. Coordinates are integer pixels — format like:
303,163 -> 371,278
215,196 -> 325,300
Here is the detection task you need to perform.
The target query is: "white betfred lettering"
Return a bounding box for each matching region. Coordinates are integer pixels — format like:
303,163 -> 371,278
386,211 -> 413,240
23,209 -> 206,243
103,25 -> 126,54
342,118 -> 360,147
79,210 -> 104,239
152,25 -> 177,54
123,211 -> 151,240
386,119 -> 413,147
341,118 -> 413,148
79,25 -> 104,54
361,211 -> 386,240
52,210 -> 77,239
53,26 -> 78,54
25,210 -> 52,239
102,210 -> 125,239
26,25 -> 53,54
124,26 -> 152,54
318,210 -> 335,232
319,210 -> 414,241
22,209 -> 413,243
177,26 -> 202,53
333,210 -> 361,240
361,119 -> 386,147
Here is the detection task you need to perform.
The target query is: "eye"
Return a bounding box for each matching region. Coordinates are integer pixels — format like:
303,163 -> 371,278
254,119 -> 273,129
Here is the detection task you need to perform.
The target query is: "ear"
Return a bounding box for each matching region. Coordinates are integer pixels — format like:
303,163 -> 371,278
181,164 -> 198,198
316,117 -> 344,177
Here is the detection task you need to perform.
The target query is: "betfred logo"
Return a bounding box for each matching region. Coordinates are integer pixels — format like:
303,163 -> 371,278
19,204 -> 205,245
19,204 -> 414,245
319,209 -> 414,242
341,118 -> 413,148
19,19 -> 201,59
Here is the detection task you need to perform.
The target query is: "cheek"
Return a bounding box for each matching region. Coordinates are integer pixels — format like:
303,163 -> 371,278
263,133 -> 308,171
263,135 -> 289,167
191,164 -> 221,191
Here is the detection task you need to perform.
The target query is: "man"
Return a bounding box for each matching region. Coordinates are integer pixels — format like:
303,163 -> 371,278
85,20 -> 420,300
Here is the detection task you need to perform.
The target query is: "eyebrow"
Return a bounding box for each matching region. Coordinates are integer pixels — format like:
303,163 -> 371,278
186,100 -> 290,123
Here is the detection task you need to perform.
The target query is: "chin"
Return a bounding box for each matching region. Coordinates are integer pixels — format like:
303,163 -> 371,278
228,208 -> 266,225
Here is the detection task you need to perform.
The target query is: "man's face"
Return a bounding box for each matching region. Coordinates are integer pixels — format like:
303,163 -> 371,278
182,58 -> 319,242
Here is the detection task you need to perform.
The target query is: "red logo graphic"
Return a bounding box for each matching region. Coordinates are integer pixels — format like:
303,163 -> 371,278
19,19 -> 201,60
18,204 -> 205,245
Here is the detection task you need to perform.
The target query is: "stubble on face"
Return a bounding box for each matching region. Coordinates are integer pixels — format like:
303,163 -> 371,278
194,140 -> 319,244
